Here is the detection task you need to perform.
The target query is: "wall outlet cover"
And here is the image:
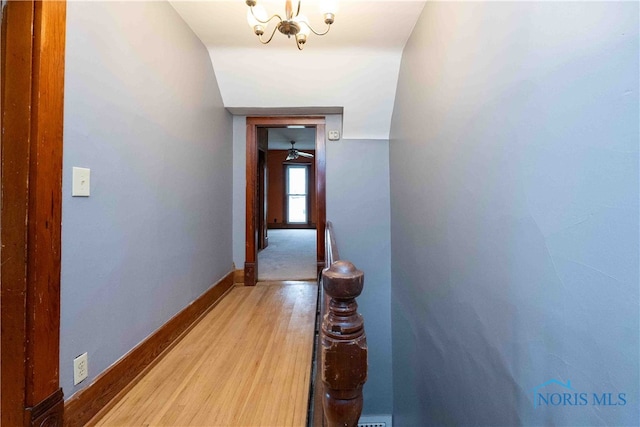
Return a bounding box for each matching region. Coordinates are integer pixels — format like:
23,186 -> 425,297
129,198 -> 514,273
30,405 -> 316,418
73,352 -> 88,385
328,130 -> 340,141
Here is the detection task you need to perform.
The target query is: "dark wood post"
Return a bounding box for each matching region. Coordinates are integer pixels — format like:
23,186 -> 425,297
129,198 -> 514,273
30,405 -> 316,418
2,1 -> 66,426
321,260 -> 367,427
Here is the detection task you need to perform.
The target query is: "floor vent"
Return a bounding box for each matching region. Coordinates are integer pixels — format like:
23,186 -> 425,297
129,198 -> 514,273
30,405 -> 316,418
358,414 -> 392,427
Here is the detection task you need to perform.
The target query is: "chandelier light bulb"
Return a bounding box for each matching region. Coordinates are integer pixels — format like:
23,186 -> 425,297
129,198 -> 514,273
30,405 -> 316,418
294,14 -> 311,37
246,4 -> 268,29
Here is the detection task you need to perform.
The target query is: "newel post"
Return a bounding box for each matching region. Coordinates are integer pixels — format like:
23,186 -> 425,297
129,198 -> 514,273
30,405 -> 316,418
321,260 -> 368,427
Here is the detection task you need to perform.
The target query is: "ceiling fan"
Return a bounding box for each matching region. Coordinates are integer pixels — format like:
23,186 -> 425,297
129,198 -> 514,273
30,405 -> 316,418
285,140 -> 314,161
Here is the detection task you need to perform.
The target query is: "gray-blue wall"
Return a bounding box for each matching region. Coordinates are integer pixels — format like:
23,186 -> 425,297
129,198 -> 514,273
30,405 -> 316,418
61,1 -> 233,398
389,3 -> 638,425
326,136 -> 392,415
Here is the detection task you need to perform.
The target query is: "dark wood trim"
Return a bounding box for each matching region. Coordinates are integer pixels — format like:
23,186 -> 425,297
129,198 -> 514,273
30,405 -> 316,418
315,123 -> 326,276
1,1 -> 66,426
282,163 -> 288,226
249,117 -> 327,127
244,261 -> 256,285
1,2 -> 35,425
245,117 -> 326,286
63,271 -> 235,427
25,388 -> 64,427
258,144 -> 268,250
27,0 -> 66,406
245,120 -> 258,285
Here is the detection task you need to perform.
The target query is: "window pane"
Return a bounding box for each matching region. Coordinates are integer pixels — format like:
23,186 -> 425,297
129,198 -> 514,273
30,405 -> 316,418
288,167 -> 307,195
288,195 -> 307,223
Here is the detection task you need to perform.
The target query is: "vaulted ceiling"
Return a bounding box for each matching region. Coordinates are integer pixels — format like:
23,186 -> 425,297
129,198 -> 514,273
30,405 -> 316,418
170,0 -> 425,140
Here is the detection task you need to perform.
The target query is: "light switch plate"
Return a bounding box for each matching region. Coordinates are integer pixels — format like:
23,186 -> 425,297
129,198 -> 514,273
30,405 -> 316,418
72,167 -> 90,197
328,130 -> 340,141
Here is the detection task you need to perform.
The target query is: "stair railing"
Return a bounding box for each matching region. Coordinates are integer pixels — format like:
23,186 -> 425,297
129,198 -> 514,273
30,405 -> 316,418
319,222 -> 368,427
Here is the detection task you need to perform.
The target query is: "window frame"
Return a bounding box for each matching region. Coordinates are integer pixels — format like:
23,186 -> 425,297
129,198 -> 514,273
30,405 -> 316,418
284,163 -> 311,225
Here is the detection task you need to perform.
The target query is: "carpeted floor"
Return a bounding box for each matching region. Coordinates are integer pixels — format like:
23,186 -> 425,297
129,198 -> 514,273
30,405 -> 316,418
258,229 -> 317,281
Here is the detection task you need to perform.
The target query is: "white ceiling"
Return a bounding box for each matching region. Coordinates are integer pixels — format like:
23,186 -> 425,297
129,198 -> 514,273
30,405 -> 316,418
268,127 -> 316,150
170,0 -> 426,140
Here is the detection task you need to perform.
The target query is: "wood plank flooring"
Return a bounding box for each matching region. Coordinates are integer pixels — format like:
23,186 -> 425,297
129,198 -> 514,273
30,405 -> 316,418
91,282 -> 318,427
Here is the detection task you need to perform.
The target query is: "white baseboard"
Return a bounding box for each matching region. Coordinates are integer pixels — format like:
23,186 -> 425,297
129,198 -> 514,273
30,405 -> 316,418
358,414 -> 392,427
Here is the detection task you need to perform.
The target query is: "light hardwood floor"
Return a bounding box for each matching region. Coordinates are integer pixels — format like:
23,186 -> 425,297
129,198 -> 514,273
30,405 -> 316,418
92,282 -> 318,427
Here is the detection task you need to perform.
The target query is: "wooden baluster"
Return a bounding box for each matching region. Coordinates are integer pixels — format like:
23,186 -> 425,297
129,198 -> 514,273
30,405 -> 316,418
321,260 -> 367,427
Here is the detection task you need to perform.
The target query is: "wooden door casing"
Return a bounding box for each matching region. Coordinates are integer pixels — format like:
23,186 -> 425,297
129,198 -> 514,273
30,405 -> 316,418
244,117 -> 326,286
1,1 -> 66,425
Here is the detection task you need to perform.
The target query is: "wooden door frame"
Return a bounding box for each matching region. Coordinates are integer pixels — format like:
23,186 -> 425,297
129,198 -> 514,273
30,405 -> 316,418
258,148 -> 268,250
245,117 -> 326,286
1,1 -> 66,425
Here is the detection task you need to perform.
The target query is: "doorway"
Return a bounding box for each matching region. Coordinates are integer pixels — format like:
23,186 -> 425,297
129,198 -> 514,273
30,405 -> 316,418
244,117 -> 326,286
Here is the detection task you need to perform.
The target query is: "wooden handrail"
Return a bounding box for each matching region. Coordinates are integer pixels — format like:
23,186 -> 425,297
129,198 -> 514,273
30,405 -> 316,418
318,222 -> 368,427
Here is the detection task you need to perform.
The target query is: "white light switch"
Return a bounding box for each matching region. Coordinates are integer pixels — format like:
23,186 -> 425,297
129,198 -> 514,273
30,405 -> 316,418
72,167 -> 90,197
328,130 -> 340,141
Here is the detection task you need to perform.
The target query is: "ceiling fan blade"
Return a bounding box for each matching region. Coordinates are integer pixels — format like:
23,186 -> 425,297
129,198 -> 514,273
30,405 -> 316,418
286,150 -> 298,161
297,151 -> 314,158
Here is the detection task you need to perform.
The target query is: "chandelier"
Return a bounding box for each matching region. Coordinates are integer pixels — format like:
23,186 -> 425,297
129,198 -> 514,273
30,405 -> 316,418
245,0 -> 337,50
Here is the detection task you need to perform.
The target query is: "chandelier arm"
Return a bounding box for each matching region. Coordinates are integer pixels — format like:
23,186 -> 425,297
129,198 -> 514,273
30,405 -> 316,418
296,37 -> 304,50
258,24 -> 280,44
302,21 -> 332,36
295,0 -> 301,18
250,6 -> 283,25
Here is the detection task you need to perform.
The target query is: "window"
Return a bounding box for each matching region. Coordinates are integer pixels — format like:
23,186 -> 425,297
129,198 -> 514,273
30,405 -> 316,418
286,165 -> 309,224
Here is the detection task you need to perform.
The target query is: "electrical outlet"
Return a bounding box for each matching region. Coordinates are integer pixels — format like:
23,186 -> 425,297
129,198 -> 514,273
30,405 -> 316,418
328,130 -> 340,141
73,352 -> 88,385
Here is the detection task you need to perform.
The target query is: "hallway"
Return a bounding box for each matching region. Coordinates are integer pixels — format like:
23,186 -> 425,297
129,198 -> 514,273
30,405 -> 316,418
92,282 -> 317,427
3,2 -> 636,426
